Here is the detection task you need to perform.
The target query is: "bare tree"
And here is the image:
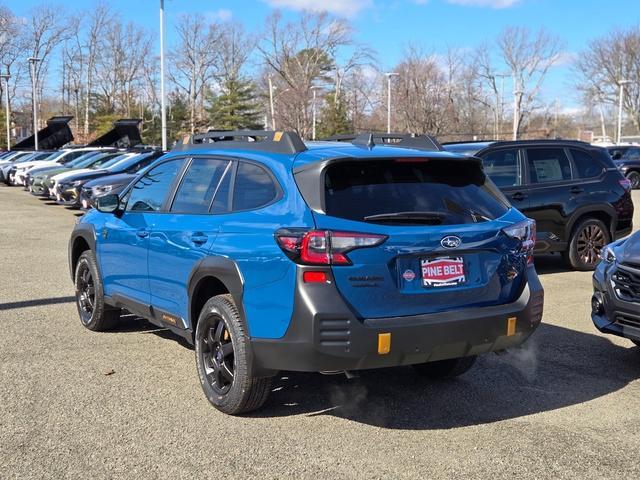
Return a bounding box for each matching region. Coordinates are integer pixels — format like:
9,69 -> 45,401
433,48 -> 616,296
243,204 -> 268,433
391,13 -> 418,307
169,15 -> 221,134
258,11 -> 359,137
575,27 -> 640,134
497,27 -> 563,138
22,5 -> 71,128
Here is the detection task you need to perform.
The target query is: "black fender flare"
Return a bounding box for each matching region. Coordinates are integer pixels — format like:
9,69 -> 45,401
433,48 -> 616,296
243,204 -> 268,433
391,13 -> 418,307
565,204 -> 617,240
68,223 -> 97,281
187,256 -> 246,331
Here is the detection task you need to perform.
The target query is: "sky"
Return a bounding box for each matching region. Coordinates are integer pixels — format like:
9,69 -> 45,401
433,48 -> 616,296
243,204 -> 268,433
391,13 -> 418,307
6,0 -> 640,109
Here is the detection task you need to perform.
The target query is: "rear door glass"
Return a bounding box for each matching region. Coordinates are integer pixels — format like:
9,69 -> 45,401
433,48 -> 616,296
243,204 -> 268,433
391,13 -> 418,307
527,148 -> 572,184
171,158 -> 230,214
232,162 -> 278,211
323,159 -> 509,225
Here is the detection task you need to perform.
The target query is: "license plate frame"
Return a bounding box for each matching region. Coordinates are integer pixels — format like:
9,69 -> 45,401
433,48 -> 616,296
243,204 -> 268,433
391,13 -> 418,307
420,256 -> 466,288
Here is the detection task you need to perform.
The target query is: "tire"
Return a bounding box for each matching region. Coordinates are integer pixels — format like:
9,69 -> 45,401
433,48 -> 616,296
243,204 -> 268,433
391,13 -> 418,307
627,171 -> 640,190
563,218 -> 611,271
195,294 -> 272,415
74,250 -> 120,331
412,356 -> 477,379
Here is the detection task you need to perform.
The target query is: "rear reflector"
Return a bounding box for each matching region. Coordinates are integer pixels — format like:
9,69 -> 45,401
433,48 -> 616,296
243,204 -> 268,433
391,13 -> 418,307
378,333 -> 391,354
303,271 -> 328,283
507,317 -> 517,336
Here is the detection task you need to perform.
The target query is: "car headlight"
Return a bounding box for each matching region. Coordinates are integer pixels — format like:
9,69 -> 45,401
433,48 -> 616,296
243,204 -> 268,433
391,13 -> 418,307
94,184 -> 114,194
602,245 -> 616,263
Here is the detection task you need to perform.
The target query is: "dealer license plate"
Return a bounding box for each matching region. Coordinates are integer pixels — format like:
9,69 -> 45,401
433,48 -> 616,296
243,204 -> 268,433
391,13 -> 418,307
421,257 -> 466,288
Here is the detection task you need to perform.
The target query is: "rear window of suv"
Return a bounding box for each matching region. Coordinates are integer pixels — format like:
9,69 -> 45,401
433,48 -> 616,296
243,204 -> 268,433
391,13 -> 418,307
323,159 -> 509,225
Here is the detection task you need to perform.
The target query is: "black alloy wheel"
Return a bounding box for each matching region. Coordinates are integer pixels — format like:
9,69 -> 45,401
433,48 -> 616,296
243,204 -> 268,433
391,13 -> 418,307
627,171 -> 640,190
199,316 -> 235,395
76,262 -> 96,326
576,223 -> 607,266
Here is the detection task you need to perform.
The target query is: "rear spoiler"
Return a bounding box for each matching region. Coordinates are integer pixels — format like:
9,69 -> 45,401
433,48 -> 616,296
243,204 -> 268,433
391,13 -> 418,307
87,119 -> 143,148
13,116 -> 74,151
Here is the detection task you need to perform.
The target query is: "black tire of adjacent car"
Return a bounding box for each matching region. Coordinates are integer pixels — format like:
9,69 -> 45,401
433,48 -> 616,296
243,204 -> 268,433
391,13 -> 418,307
626,171 -> 640,190
195,294 -> 272,415
563,218 -> 611,271
74,250 -> 120,331
412,355 -> 477,379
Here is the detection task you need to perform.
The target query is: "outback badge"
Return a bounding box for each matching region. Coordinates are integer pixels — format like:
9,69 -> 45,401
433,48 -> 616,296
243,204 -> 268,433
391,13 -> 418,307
441,235 -> 461,249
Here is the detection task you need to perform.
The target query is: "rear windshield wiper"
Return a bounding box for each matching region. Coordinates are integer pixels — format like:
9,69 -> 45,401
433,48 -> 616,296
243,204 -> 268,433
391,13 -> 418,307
363,211 -> 447,225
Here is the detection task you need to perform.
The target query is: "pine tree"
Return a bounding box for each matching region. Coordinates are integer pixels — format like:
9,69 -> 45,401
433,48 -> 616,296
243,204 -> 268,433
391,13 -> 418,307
207,78 -> 263,131
317,91 -> 351,139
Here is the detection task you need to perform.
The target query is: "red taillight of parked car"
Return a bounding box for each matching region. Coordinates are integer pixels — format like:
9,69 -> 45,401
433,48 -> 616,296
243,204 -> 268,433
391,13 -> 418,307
275,229 -> 387,266
503,219 -> 536,265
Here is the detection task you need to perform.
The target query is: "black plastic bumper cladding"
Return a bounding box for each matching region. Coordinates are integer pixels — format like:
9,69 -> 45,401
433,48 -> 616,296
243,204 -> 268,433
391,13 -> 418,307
250,266 -> 544,375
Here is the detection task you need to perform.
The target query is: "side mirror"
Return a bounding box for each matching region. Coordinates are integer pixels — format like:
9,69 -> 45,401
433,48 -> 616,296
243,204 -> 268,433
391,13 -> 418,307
96,193 -> 120,214
612,151 -> 622,160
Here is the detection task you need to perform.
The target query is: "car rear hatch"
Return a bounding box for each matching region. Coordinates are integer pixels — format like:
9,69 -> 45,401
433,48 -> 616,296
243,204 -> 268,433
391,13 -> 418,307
292,156 -> 532,319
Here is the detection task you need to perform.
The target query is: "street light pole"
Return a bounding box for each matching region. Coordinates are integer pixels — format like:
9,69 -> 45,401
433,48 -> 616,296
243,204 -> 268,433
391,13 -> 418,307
159,0 -> 167,150
617,79 -> 631,144
310,86 -> 323,140
385,72 -> 399,134
268,75 -> 276,130
28,57 -> 41,150
0,73 -> 10,150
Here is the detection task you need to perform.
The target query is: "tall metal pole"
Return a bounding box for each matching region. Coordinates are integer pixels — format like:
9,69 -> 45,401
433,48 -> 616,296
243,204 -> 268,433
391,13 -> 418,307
385,72 -> 399,134
312,88 -> 317,140
617,80 -> 631,144
1,74 -> 11,150
159,0 -> 167,150
28,57 -> 41,150
268,75 -> 276,130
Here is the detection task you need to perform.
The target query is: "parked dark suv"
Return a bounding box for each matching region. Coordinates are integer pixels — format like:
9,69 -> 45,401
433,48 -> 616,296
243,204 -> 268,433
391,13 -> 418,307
608,145 -> 640,189
69,131 -> 543,415
444,140 -> 634,270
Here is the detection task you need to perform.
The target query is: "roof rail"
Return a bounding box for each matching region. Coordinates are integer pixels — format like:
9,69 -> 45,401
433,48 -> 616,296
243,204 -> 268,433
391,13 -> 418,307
323,132 -> 444,152
173,130 -> 307,155
443,138 -> 592,147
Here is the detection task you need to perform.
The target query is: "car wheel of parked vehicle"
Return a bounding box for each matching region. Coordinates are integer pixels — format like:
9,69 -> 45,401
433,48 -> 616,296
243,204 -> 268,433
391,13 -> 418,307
195,295 -> 272,415
412,356 -> 477,379
626,171 -> 640,189
563,218 -> 611,271
74,250 -> 120,331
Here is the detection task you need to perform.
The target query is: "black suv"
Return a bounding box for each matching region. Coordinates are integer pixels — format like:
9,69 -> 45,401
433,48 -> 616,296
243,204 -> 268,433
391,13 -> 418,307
607,145 -> 640,189
444,140 -> 634,270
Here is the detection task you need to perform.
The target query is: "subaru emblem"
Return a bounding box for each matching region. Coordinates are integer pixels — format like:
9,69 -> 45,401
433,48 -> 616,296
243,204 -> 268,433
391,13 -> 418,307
441,235 -> 461,249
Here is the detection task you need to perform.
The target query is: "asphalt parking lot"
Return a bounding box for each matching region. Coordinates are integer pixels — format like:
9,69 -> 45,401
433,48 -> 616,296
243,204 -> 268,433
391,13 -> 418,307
1,186 -> 640,479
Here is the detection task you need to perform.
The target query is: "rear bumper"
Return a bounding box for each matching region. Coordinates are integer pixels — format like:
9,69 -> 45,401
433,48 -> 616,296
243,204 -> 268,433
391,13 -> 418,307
251,267 -> 544,375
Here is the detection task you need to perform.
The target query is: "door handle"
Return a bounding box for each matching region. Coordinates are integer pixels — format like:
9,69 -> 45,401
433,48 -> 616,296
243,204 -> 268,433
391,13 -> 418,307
570,186 -> 584,194
136,229 -> 149,239
190,234 -> 208,245
511,192 -> 528,201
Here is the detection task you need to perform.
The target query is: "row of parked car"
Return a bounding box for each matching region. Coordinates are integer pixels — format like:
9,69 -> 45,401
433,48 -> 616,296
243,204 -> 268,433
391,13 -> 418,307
2,120 -> 639,415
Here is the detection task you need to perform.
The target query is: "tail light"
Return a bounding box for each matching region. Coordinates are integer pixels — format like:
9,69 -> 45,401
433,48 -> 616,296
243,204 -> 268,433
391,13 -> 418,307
619,178 -> 632,191
503,218 -> 536,265
275,229 -> 387,266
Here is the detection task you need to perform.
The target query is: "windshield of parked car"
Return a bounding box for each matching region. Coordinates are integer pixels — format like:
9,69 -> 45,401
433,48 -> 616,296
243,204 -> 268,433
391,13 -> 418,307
87,152 -> 127,169
99,153 -> 135,170
66,151 -> 105,168
323,158 -> 510,225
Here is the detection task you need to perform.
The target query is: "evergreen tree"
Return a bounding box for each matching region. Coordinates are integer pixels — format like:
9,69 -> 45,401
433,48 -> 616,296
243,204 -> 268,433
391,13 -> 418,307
317,90 -> 351,139
207,78 -> 263,131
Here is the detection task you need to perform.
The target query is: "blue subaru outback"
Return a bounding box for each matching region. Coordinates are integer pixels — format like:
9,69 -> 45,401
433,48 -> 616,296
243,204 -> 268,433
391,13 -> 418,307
69,131 -> 544,415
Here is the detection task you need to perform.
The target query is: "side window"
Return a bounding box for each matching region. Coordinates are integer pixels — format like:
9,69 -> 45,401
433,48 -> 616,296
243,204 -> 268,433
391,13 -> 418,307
126,156 -> 156,174
125,159 -> 183,212
527,148 -> 572,184
171,158 -> 230,214
211,165 -> 232,214
480,149 -> 521,187
232,162 -> 278,211
627,148 -> 640,161
570,149 -> 603,179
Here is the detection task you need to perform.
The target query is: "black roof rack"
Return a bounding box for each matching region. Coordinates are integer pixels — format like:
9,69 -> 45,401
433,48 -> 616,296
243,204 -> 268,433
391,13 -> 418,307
13,116 -> 74,151
88,119 -> 143,148
322,132 -> 444,152
443,139 -> 592,148
172,130 -> 307,155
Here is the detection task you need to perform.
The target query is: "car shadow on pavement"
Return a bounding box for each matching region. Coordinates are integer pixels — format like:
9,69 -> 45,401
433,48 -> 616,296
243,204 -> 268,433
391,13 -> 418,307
110,313 -> 194,350
253,323 -> 640,429
533,254 -> 573,275
0,295 -> 76,311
